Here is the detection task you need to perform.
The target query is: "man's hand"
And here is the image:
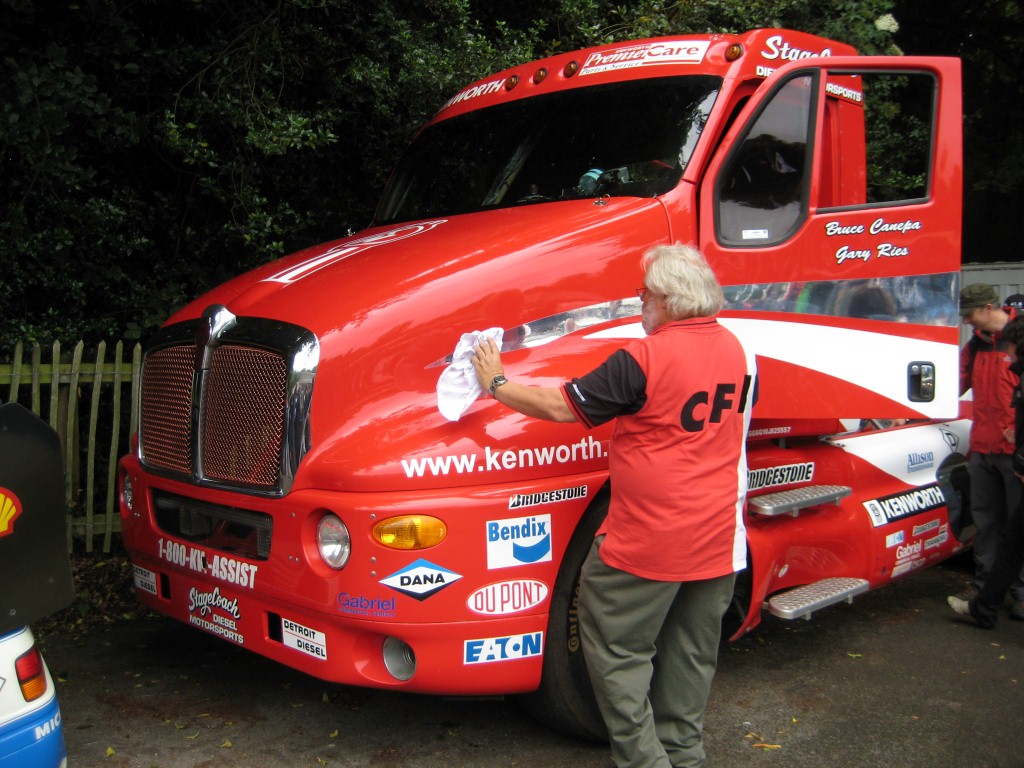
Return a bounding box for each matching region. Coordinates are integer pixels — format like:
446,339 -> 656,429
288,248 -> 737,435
469,337 -> 576,423
472,337 -> 504,393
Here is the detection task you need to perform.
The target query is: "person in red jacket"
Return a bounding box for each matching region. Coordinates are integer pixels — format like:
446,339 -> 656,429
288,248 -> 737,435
958,282 -> 1024,619
472,244 -> 756,768
950,315 -> 1024,627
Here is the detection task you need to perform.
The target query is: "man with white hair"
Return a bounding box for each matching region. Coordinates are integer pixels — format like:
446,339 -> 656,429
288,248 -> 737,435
472,244 -> 756,768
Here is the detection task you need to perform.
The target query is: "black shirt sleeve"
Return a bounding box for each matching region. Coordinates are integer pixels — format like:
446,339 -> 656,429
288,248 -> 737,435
562,348 -> 647,428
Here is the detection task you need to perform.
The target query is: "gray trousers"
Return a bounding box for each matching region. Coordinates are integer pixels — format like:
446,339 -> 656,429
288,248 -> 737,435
578,536 -> 736,768
969,452 -> 1024,601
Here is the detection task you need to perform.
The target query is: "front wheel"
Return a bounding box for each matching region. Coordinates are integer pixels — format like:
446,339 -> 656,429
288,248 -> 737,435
517,486 -> 608,741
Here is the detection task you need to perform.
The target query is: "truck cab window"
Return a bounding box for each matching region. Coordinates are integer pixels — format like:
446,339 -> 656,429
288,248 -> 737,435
375,76 -> 721,225
716,75 -> 812,246
862,72 -> 933,204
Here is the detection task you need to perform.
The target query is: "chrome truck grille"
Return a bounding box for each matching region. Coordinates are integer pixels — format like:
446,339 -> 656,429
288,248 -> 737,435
139,305 -> 319,496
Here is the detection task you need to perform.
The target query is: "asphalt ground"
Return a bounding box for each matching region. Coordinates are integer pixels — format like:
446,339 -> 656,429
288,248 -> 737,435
37,552 -> 1024,768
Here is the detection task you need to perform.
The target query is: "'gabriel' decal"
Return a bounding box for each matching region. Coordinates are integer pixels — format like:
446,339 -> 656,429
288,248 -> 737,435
863,483 -> 946,528
0,487 -> 23,539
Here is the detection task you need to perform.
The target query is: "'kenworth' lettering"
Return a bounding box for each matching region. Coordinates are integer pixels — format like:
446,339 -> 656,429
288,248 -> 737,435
863,484 -> 946,528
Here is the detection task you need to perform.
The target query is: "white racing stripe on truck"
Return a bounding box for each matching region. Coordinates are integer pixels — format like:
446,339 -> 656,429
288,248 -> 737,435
586,317 -> 960,419
825,419 -> 971,485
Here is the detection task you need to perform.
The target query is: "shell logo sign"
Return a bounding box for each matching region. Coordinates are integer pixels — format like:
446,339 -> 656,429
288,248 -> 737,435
0,487 -> 23,539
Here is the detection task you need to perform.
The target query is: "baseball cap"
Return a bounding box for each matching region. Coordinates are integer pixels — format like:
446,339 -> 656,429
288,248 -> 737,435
1005,293 -> 1024,311
959,283 -> 999,315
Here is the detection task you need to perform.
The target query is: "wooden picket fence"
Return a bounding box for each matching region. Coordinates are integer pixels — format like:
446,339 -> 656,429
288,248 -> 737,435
0,340 -> 142,553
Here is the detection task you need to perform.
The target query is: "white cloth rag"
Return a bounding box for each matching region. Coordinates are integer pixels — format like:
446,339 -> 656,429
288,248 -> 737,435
436,327 -> 504,422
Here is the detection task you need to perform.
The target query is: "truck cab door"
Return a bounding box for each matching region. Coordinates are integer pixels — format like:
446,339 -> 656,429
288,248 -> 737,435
699,56 -> 962,422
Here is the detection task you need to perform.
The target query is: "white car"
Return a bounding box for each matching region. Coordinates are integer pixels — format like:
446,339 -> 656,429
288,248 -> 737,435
0,626 -> 66,767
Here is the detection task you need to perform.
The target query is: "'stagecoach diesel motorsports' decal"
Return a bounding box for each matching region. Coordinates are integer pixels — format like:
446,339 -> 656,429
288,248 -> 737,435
120,28 -> 969,739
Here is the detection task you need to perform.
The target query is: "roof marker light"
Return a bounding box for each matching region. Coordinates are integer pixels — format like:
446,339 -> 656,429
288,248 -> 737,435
505,75 -> 519,91
726,44 -> 743,61
563,60 -> 579,78
532,68 -> 548,84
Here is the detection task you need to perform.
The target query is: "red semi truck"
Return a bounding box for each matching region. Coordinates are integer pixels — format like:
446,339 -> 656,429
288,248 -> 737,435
120,29 -> 968,737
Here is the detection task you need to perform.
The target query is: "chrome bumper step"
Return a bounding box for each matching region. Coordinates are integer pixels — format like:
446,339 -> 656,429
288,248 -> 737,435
767,577 -> 870,620
749,484 -> 851,517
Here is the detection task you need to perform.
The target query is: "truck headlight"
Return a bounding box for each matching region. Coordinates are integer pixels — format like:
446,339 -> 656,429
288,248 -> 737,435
317,514 -> 351,569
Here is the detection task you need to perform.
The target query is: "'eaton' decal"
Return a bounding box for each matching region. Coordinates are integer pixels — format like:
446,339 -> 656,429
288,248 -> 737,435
467,579 -> 550,616
509,485 -> 587,509
464,632 -> 544,664
187,586 -> 244,645
282,617 -> 327,660
132,564 -> 158,596
337,592 -> 396,618
580,41 -> 710,76
0,487 -> 22,538
747,462 -> 814,491
157,538 -> 259,589
885,530 -> 905,549
401,436 -> 605,478
864,483 -> 946,528
379,559 -> 463,600
487,514 -> 552,569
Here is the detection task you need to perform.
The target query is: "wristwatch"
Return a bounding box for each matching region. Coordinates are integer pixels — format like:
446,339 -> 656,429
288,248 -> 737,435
489,374 -> 508,396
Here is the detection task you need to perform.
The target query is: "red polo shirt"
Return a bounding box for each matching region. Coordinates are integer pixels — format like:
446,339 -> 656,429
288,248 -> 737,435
562,317 -> 755,581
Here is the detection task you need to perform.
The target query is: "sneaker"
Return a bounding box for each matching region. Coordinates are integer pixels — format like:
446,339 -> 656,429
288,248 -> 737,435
947,595 -> 972,616
1011,601 -> 1024,621
955,584 -> 979,601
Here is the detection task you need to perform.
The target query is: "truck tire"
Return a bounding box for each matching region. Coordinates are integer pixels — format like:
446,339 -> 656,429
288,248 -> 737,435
517,485 -> 609,742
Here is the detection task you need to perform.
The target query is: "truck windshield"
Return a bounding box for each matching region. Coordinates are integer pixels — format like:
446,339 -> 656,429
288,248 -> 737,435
375,76 -> 721,225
